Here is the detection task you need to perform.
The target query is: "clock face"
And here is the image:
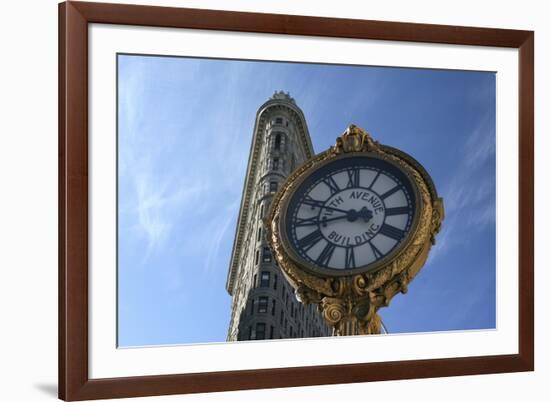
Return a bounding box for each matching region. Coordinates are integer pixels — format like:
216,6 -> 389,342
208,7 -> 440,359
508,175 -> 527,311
283,154 -> 417,273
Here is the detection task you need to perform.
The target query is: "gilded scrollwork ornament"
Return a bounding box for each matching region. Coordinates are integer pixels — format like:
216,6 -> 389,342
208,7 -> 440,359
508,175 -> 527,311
334,124 -> 380,154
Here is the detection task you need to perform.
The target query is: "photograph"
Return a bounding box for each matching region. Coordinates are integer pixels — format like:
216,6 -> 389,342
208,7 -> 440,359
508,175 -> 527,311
50,1 -> 537,400
116,54 -> 496,347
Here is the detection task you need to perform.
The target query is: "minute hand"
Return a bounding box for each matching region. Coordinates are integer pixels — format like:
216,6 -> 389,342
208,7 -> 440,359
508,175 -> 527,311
303,198 -> 349,214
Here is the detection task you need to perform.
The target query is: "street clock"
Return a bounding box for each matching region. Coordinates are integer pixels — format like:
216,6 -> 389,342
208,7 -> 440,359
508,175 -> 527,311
266,125 -> 444,335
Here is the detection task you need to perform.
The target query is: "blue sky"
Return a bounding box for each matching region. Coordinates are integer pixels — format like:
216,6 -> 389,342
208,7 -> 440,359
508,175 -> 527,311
117,54 -> 496,347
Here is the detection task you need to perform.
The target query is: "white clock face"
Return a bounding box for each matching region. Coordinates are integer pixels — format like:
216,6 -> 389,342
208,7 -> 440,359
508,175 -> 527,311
284,155 -> 416,272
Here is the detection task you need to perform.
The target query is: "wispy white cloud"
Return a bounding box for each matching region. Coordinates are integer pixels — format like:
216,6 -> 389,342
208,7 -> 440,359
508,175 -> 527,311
202,207 -> 239,275
427,222 -> 451,263
117,56 -> 249,262
463,113 -> 496,169
429,111 -> 495,263
133,170 -> 207,254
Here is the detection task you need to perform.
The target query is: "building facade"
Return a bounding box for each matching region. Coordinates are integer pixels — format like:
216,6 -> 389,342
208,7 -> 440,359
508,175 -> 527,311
226,91 -> 331,341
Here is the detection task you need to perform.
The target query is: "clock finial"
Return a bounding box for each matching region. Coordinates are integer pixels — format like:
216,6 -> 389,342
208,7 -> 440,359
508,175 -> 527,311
334,124 -> 379,154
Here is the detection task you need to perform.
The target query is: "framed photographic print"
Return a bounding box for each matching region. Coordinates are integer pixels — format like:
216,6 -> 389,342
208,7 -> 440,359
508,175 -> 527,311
59,1 -> 534,400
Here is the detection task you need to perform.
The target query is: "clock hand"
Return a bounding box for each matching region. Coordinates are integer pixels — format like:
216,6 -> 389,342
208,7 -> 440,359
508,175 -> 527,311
358,206 -> 373,222
300,205 -> 373,225
318,205 -> 350,214
296,213 -> 348,227
303,197 -> 350,214
320,214 -> 350,226
336,207 -> 373,223
320,210 -> 373,226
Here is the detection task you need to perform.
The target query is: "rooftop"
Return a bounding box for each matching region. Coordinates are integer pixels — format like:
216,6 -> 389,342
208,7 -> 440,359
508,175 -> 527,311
270,90 -> 295,104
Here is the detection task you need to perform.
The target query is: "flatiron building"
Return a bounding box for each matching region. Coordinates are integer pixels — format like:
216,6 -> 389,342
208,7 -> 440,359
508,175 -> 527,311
226,91 -> 331,341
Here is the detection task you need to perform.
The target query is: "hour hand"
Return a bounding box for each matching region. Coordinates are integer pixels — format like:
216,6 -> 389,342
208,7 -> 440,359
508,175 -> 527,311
295,213 -> 348,227
320,214 -> 349,227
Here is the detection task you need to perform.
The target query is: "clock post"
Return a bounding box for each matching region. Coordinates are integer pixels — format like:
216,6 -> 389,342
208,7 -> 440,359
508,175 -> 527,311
265,125 -> 444,336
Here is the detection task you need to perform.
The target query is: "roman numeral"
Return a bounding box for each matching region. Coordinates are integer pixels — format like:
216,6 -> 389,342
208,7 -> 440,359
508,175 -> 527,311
368,171 -> 381,189
380,185 -> 401,200
294,216 -> 319,227
385,206 -> 410,216
297,229 -> 324,252
345,247 -> 356,269
378,223 -> 405,241
316,243 -> 336,266
323,176 -> 340,194
369,242 -> 384,260
346,168 -> 360,188
303,196 -> 325,209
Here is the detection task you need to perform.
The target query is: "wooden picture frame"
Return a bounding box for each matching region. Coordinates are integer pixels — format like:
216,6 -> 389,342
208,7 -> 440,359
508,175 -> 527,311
59,1 -> 534,400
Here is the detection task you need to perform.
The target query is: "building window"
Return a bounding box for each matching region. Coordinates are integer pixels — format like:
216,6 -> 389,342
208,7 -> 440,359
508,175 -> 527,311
260,203 -> 264,218
269,181 -> 278,193
280,310 -> 284,325
270,325 -> 274,339
273,157 -> 279,170
256,323 -> 266,340
255,249 -> 259,265
249,299 -> 255,315
274,133 -> 281,150
258,296 -> 268,313
274,274 -> 278,290
257,226 -> 262,242
275,117 -> 283,125
271,299 -> 276,316
262,247 -> 272,262
260,271 -> 270,287
253,273 -> 257,288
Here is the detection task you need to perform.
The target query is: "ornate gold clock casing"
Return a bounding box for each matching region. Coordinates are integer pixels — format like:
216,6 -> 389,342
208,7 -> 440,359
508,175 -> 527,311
265,125 -> 445,336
